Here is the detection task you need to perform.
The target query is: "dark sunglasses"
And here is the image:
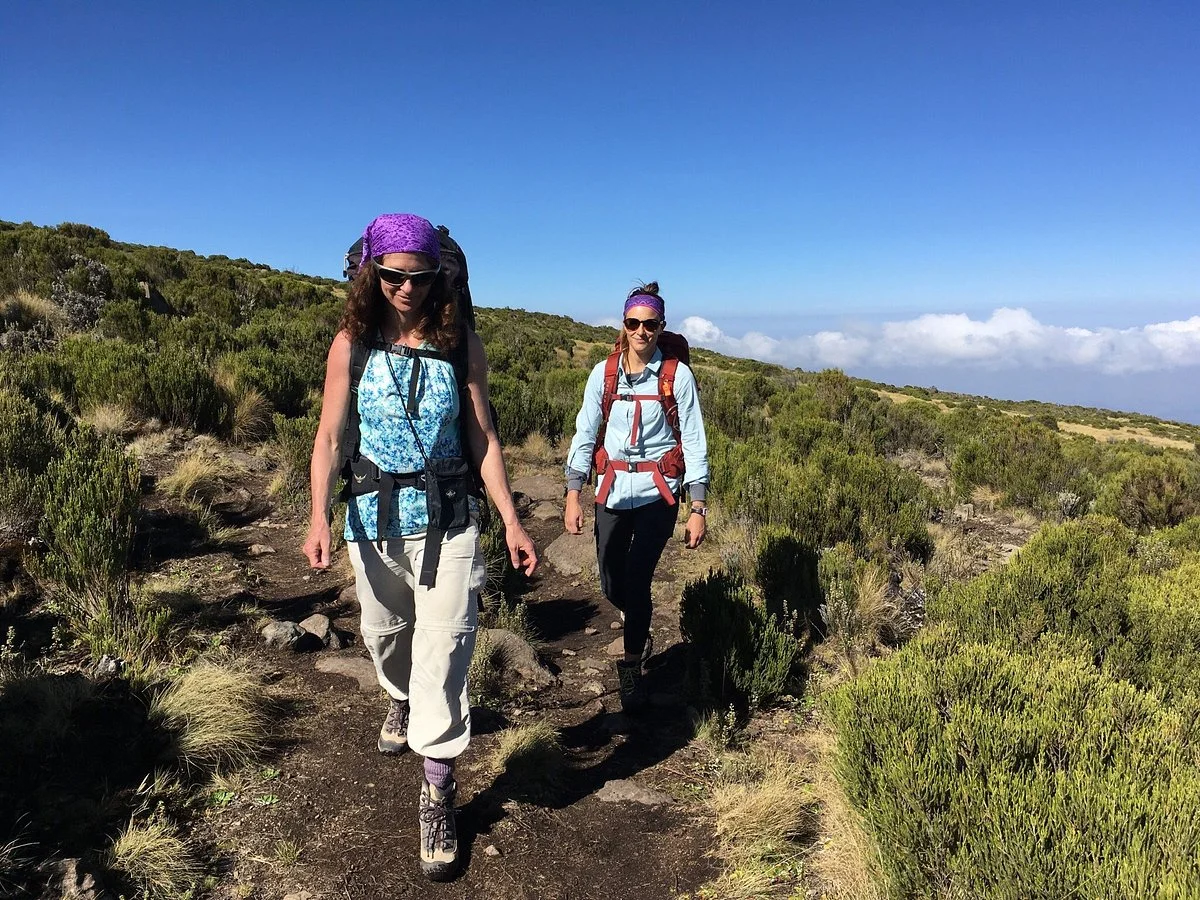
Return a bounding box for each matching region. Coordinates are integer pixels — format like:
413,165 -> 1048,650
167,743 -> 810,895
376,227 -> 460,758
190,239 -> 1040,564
623,316 -> 662,332
373,260 -> 441,287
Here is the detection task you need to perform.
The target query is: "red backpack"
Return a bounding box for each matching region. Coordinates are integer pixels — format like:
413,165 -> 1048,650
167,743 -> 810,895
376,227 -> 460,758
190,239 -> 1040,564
592,331 -> 691,506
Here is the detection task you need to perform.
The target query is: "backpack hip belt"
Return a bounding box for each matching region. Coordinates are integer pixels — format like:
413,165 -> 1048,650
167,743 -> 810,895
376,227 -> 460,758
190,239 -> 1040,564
594,448 -> 685,506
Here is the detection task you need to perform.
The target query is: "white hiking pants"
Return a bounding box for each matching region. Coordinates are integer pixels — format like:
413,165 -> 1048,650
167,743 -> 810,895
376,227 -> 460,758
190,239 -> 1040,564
347,522 -> 486,759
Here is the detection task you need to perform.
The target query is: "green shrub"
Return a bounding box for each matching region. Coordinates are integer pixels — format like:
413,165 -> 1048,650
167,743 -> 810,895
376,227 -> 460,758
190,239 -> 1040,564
36,429 -> 140,595
56,336 -> 149,413
828,628 -> 1200,898
753,524 -> 819,628
145,352 -> 227,433
680,569 -> 802,717
33,430 -> 168,665
1094,453 -> 1200,531
709,435 -> 932,563
932,515 -> 1200,701
272,413 -> 318,496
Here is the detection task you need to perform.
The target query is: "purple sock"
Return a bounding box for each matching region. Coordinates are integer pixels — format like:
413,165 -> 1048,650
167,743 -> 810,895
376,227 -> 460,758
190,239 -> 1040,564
424,757 -> 455,791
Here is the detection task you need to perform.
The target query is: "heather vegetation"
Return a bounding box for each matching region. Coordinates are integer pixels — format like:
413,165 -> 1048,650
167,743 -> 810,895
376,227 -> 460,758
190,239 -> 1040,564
1,219 -> 1199,896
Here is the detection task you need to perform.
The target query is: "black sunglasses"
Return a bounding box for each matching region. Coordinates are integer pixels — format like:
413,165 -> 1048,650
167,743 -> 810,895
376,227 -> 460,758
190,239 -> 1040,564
623,316 -> 663,332
373,260 -> 441,288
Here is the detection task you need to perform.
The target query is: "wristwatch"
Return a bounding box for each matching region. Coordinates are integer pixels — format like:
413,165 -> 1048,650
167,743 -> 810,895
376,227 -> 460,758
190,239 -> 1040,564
689,504 -> 708,517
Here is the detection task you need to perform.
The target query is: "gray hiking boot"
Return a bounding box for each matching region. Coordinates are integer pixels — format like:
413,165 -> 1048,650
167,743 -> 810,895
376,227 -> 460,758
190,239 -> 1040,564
418,778 -> 459,881
615,659 -> 647,713
378,697 -> 410,754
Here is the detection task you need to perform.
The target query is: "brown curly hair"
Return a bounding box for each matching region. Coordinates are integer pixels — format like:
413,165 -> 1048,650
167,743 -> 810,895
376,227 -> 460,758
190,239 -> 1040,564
617,281 -> 664,362
338,259 -> 460,350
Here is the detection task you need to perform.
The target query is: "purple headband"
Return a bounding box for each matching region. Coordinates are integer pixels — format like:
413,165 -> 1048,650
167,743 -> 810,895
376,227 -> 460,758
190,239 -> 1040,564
624,292 -> 665,319
360,213 -> 441,264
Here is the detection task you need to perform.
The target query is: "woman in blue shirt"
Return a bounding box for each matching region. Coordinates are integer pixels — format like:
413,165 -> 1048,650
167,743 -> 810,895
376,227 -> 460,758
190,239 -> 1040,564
303,213 -> 537,881
563,282 -> 709,712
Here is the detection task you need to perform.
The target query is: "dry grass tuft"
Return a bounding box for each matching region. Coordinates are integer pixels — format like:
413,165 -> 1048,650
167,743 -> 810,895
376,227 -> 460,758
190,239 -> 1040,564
516,431 -> 556,464
151,662 -> 269,770
710,502 -> 758,577
803,726 -> 885,900
488,720 -> 566,799
230,388 -> 274,446
108,819 -> 201,900
0,290 -> 65,329
970,485 -> 1004,513
926,523 -> 984,584
129,430 -> 174,460
699,748 -> 815,899
81,403 -> 136,437
159,453 -> 226,502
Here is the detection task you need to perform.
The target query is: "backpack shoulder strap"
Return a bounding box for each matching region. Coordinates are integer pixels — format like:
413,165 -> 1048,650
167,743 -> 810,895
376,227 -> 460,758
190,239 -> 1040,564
658,357 -> 683,442
339,337 -> 372,478
600,351 -> 621,422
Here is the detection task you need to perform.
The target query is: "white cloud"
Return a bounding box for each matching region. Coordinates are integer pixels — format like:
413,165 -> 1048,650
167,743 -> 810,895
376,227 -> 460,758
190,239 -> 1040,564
674,309 -> 1200,376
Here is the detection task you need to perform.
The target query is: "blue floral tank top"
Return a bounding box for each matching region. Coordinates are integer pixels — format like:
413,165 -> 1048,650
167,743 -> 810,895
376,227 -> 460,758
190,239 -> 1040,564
344,344 -> 465,541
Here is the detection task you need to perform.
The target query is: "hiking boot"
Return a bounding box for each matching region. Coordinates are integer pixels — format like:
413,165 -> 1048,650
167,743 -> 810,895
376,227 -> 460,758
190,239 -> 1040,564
378,697 -> 410,754
418,778 -> 459,881
615,659 -> 647,713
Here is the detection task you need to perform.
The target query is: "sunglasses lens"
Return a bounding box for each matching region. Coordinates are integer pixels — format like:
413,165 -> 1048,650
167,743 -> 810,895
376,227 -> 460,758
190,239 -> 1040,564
624,318 -> 661,331
375,263 -> 440,287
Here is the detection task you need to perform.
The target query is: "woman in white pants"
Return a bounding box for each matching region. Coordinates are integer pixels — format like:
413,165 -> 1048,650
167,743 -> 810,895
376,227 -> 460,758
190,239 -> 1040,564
303,213 -> 537,881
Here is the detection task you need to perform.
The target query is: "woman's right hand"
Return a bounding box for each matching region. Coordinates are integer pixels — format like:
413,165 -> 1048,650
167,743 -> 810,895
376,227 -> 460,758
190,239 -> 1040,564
303,518 -> 333,569
563,493 -> 584,535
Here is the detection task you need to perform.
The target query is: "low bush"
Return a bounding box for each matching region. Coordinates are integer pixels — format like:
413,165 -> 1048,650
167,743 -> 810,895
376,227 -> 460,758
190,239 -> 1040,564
146,351 -> 227,433
828,628 -> 1200,898
680,569 -> 802,717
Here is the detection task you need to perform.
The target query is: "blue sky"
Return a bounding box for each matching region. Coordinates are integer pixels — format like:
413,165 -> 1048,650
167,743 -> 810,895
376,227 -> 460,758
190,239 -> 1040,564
3,1 -> 1198,420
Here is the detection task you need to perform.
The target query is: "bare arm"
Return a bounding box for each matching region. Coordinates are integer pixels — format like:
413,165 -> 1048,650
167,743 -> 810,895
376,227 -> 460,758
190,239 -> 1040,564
302,331 -> 353,568
460,330 -> 539,576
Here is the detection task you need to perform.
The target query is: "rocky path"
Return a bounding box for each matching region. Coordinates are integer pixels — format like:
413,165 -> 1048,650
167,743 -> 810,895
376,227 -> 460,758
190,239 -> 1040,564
187,468 -> 722,900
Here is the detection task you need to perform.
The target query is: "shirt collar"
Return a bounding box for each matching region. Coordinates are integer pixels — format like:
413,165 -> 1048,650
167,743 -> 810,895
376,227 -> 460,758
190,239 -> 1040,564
620,346 -> 663,378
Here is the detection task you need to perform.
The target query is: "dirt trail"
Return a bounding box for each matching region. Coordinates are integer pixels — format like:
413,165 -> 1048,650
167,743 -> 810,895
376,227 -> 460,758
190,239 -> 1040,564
182,464 -> 722,900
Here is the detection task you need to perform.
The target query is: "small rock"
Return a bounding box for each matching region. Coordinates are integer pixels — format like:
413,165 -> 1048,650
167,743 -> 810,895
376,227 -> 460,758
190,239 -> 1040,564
40,857 -> 109,900
583,699 -> 605,716
595,779 -> 674,806
485,628 -> 555,688
316,656 -> 379,692
582,680 -> 606,696
283,892 -> 315,900
95,655 -> 123,677
581,667 -> 600,676
261,620 -> 304,649
530,502 -> 561,521
247,543 -> 276,557
484,844 -> 501,857
302,575 -> 311,582
299,613 -> 332,642
610,620 -> 623,631
584,627 -> 599,636
327,629 -> 348,651
605,636 -> 625,657
508,474 -> 562,503
339,584 -> 358,606
544,531 -> 597,577
561,648 -> 577,657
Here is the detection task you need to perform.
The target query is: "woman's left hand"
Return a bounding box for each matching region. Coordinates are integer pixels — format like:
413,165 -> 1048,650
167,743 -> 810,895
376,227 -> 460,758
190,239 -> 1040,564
505,521 -> 539,577
684,512 -> 706,549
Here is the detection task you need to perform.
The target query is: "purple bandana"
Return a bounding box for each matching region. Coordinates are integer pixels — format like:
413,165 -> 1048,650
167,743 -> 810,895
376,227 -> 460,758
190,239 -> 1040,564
360,213 -> 441,264
624,292 -> 665,319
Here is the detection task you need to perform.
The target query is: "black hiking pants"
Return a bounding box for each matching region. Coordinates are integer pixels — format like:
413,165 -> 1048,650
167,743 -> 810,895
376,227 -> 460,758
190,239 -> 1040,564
594,498 -> 678,658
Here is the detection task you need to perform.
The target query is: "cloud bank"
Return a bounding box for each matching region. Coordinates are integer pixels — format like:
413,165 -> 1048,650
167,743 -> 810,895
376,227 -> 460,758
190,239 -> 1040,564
674,308 -> 1200,376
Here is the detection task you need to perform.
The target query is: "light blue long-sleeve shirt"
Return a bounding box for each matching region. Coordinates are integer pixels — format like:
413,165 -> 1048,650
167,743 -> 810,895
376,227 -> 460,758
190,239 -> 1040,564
565,348 -> 708,509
